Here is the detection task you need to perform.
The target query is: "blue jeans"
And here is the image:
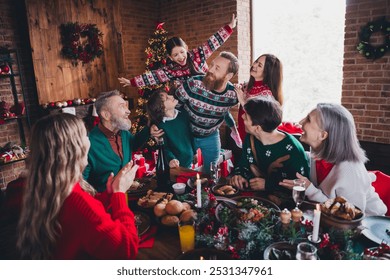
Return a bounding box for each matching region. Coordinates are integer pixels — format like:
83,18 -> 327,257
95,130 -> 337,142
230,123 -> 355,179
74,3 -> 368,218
194,130 -> 221,174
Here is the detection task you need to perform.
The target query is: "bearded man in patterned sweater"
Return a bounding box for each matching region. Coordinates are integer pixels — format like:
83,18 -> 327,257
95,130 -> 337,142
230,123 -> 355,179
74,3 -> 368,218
175,51 -> 239,173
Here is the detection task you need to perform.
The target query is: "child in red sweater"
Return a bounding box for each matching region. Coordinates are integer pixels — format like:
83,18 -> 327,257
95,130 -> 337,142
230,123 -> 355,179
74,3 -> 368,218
118,14 -> 242,147
17,114 -> 140,260
235,54 -> 284,141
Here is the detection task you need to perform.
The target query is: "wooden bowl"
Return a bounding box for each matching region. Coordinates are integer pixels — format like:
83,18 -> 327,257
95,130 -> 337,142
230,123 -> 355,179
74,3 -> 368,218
320,210 -> 364,230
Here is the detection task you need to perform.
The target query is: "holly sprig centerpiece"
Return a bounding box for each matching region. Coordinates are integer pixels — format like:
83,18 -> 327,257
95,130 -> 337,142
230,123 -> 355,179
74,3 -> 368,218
178,187 -> 364,260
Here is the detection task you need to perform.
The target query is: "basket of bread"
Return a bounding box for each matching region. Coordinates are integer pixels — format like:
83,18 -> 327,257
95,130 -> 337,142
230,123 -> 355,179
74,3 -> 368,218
320,196 -> 364,230
154,199 -> 197,227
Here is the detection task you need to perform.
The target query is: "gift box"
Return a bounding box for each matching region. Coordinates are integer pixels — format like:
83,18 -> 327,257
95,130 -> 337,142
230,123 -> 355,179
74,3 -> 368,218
218,149 -> 234,177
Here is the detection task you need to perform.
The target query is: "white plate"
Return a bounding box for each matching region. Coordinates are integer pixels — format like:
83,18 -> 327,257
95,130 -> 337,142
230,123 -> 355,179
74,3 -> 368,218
361,216 -> 390,244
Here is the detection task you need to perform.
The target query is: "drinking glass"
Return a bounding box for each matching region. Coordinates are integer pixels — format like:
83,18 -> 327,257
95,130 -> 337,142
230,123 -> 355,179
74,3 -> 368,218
296,242 -> 318,260
292,179 -> 306,208
210,162 -> 220,184
178,220 -> 195,253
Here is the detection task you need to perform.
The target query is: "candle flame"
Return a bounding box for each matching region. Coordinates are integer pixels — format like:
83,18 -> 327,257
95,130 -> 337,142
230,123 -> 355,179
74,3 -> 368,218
200,256 -> 204,260
196,173 -> 200,179
316,203 -> 320,211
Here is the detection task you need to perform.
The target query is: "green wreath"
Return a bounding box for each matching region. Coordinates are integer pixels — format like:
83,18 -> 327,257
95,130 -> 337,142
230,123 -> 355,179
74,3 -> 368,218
356,17 -> 390,59
60,22 -> 103,65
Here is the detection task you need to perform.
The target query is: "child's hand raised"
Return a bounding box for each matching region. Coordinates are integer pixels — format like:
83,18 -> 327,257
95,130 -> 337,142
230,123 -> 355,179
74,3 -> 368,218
229,13 -> 237,29
118,77 -> 131,87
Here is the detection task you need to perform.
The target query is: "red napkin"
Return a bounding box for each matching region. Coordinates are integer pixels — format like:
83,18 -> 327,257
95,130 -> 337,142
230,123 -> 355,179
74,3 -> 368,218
241,191 -> 256,197
176,171 -> 199,184
138,225 -> 157,248
278,122 -> 303,134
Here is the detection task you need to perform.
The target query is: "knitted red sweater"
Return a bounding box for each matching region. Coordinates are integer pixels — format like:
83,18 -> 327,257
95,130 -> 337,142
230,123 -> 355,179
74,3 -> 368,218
237,81 -> 272,140
53,182 -> 139,259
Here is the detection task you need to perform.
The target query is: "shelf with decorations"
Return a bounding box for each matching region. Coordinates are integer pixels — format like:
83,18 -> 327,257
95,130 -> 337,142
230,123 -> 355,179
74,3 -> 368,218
0,47 -> 30,166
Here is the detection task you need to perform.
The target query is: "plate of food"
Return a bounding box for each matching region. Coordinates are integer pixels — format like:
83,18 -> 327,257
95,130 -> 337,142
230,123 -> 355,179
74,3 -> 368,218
215,196 -> 280,227
212,184 -> 240,197
134,211 -> 151,236
361,216 -> 390,244
187,177 -> 208,189
127,177 -> 156,196
137,190 -> 174,208
263,242 -> 296,260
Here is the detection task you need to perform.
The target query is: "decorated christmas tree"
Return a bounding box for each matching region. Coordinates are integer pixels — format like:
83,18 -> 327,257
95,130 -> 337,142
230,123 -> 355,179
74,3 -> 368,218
131,22 -> 170,150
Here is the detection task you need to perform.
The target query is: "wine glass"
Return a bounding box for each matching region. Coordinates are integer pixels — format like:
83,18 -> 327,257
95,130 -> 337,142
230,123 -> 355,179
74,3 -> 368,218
210,162 -> 220,184
292,179 -> 306,209
296,242 -> 318,260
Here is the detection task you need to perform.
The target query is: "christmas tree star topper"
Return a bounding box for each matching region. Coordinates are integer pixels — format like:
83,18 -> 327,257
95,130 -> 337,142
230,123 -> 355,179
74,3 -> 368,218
156,22 -> 165,30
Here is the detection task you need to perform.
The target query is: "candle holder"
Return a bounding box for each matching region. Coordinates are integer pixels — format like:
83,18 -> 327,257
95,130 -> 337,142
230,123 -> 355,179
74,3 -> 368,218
280,208 -> 291,224
291,207 -> 303,223
307,234 -> 321,245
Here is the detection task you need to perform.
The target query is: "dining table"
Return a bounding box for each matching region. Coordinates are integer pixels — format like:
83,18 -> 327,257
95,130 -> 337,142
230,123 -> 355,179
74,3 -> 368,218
129,167 -> 386,260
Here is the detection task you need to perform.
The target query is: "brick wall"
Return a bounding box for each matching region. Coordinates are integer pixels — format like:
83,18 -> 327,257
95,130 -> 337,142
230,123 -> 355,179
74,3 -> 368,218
120,0 -> 159,100
343,0 -> 390,144
0,0 -> 39,188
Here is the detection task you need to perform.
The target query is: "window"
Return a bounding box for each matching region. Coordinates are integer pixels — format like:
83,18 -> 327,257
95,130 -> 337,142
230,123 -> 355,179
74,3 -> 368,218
252,0 -> 346,122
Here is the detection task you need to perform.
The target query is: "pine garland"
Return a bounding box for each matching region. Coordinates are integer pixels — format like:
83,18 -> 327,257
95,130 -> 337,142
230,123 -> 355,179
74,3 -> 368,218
182,188 -> 363,260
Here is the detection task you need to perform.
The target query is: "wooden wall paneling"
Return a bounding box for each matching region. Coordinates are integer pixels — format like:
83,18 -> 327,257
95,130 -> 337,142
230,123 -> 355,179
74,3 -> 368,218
25,0 -> 123,104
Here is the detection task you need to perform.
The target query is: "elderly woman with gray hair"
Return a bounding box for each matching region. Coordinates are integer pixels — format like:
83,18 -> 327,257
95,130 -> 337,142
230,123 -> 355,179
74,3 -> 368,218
280,103 -> 386,216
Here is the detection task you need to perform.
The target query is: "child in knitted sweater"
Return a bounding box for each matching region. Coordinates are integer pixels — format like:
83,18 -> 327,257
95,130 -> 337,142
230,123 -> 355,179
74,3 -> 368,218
234,54 -> 283,141
119,14 -> 242,148
147,89 -> 196,168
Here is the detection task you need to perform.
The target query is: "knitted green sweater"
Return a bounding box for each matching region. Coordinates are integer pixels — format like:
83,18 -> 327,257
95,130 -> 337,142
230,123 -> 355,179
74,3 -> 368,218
158,110 -> 196,168
83,126 -> 150,192
233,132 -> 310,193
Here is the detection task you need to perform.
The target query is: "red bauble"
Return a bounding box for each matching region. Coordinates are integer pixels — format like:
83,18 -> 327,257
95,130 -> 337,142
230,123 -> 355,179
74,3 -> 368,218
147,53 -> 153,58
49,102 -> 56,108
67,100 -> 73,106
1,65 -> 10,74
161,59 -> 166,65
138,89 -> 144,96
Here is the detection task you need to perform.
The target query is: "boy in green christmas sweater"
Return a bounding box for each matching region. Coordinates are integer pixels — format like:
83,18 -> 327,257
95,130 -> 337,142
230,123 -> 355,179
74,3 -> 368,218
230,97 -> 309,197
147,89 -> 196,168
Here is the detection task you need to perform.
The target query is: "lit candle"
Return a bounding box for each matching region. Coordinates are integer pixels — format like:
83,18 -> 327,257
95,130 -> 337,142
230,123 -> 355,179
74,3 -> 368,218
312,204 -> 321,242
196,173 -> 202,208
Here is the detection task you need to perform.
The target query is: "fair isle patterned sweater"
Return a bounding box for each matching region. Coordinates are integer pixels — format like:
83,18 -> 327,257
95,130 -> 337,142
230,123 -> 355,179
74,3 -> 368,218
238,81 -> 272,140
175,75 -> 238,137
130,25 -> 234,88
233,132 -> 310,193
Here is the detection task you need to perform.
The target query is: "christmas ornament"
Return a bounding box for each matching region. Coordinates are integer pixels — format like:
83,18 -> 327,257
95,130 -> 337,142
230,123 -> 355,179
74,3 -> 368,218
73,98 -> 81,105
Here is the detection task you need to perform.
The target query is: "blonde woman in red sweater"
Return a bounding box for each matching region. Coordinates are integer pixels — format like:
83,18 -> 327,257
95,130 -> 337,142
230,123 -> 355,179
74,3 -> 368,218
17,114 -> 139,259
235,54 -> 284,141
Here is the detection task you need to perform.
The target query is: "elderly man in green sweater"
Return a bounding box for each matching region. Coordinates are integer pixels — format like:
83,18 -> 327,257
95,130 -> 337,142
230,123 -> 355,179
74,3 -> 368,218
83,90 -> 163,192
